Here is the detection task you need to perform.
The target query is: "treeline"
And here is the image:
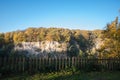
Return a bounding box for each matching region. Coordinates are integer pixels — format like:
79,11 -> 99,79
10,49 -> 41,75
0,28 -> 91,43
0,27 -> 101,57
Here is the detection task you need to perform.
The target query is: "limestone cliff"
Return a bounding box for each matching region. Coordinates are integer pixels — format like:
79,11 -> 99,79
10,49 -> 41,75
14,31 -> 103,58
14,41 -> 69,58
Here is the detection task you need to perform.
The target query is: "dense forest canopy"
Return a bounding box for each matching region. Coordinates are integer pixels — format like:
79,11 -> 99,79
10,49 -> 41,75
0,28 -> 91,43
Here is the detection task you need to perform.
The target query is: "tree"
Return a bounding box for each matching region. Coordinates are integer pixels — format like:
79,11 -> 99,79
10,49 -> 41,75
67,44 -> 79,57
0,33 -> 4,48
101,17 -> 120,58
4,32 -> 13,43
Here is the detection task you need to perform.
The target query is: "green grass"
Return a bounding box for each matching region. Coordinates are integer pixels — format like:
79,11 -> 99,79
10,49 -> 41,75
1,71 -> 120,80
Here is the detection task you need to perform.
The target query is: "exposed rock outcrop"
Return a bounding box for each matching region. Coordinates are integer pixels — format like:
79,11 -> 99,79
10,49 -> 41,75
14,41 -> 69,58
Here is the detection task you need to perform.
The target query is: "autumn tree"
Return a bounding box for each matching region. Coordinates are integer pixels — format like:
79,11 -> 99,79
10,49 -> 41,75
101,17 -> 120,58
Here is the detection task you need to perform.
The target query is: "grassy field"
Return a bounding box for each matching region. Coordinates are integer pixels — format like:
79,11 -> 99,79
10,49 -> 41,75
1,71 -> 120,80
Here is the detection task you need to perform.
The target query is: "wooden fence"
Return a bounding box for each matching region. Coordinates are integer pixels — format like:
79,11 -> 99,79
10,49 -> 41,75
0,57 -> 120,74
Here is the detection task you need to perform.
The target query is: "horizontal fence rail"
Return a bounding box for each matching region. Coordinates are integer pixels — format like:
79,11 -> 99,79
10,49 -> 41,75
0,57 -> 120,74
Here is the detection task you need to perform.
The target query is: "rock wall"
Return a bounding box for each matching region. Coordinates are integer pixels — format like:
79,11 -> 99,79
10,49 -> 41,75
14,41 -> 69,58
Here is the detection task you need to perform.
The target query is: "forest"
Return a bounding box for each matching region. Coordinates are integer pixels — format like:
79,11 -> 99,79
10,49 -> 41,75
0,17 -> 120,58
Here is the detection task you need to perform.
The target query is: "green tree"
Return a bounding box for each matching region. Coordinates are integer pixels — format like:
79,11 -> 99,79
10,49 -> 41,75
67,44 -> 79,57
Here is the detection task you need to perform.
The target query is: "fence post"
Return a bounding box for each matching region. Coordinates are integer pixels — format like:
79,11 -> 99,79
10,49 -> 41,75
46,57 -> 48,71
39,58 -> 41,71
72,57 -> 74,68
62,58 -> 64,69
18,57 -> 20,72
48,57 -> 50,71
55,57 -> 57,71
35,57 -> 37,72
29,57 -> 31,73
81,58 -> 83,70
22,57 -> 25,72
74,57 -> 77,68
68,57 -> 70,68
12,57 -> 15,72
65,57 -> 67,69
58,57 -> 61,70
15,57 -> 17,72
0,57 -> 1,73
4,57 -> 6,72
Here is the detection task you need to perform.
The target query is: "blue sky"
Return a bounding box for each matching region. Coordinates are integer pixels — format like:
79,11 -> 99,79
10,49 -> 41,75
0,0 -> 120,32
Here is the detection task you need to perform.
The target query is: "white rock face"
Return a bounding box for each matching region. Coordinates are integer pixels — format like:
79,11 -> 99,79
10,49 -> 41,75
14,36 -> 104,57
91,38 -> 104,54
14,41 -> 69,57
94,38 -> 103,49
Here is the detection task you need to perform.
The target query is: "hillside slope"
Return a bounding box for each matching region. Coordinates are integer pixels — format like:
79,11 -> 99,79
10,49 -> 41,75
0,27 -> 103,58
1,17 -> 120,58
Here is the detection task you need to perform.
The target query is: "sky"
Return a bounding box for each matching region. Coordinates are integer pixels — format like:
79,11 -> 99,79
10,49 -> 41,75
0,0 -> 120,32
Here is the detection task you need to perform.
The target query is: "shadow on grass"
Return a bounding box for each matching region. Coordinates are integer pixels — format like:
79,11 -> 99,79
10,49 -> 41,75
1,71 -> 120,80
47,71 -> 120,80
